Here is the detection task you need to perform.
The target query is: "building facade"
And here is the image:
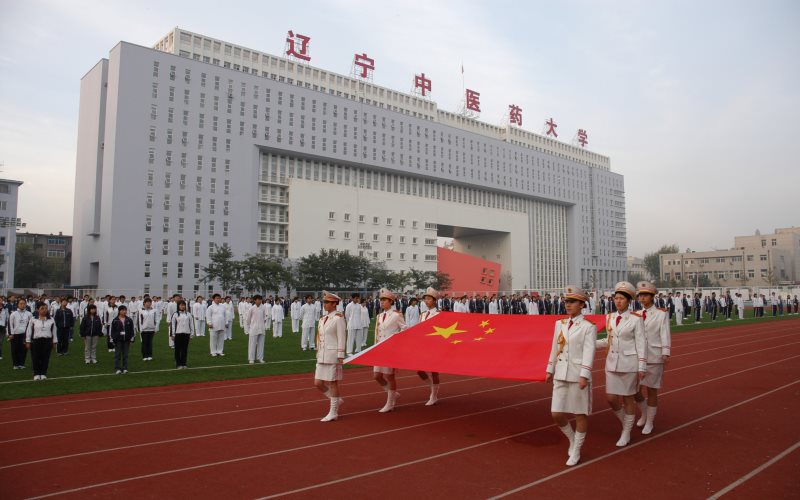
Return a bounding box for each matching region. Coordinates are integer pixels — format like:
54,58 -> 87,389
626,256 -> 652,280
0,179 -> 24,289
72,28 -> 627,296
660,227 -> 800,287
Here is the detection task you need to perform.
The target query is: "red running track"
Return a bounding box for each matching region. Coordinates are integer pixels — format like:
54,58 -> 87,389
0,319 -> 797,499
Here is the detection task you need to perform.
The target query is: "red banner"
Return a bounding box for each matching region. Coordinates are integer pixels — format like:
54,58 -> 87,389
346,313 -> 606,381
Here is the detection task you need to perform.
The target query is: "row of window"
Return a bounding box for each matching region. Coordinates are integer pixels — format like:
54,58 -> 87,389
144,196 -> 229,216
327,213 -> 436,230
666,270 -> 770,280
144,240 -> 216,259
144,260 -> 203,279
326,231 -> 436,245
666,254 -> 769,266
144,217 -> 228,236
147,151 -> 231,174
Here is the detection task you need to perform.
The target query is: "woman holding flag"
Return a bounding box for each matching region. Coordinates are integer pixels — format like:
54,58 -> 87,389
417,287 -> 442,406
373,289 -> 406,413
596,281 -> 646,448
545,286 -> 597,466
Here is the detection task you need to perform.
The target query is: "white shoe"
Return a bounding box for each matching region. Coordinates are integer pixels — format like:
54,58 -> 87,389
425,384 -> 440,406
642,406 -> 658,435
616,414 -> 635,447
249,360 -> 254,364
123,370 -> 128,374
218,353 -> 225,357
116,370 -> 122,375
211,353 -> 218,357
33,375 -> 41,381
379,391 -> 399,413
566,431 -> 586,466
41,375 -> 47,380
636,400 -> 648,427
92,359 -> 98,364
258,360 -> 265,364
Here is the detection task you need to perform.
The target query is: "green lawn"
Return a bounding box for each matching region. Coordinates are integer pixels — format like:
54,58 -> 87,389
1,312 -> 797,401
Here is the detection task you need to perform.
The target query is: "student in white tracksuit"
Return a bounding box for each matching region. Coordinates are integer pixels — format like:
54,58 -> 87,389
290,298 -> 302,334
224,297 -> 235,340
205,294 -> 228,356
300,296 -> 317,350
344,294 -> 364,355
246,295 -> 269,363
359,302 -> 370,348
271,299 -> 283,338
192,298 -> 207,337
673,292 -> 685,326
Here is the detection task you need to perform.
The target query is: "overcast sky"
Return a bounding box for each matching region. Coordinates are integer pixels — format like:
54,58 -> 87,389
1,0 -> 798,257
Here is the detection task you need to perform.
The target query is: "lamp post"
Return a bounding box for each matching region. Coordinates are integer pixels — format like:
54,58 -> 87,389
0,216 -> 26,290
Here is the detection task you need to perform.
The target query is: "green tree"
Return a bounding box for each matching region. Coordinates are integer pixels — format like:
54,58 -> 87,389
644,244 -> 679,285
295,249 -> 371,290
431,271 -> 452,291
14,243 -> 50,288
365,262 -> 408,290
627,272 -> 645,285
404,268 -> 451,292
239,254 -> 292,295
201,244 -> 241,294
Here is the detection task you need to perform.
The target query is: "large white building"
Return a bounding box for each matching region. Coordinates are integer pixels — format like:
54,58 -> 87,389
0,179 -> 24,290
72,27 -> 627,297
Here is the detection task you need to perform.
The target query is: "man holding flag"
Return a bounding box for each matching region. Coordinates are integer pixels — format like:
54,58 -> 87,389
373,289 -> 406,413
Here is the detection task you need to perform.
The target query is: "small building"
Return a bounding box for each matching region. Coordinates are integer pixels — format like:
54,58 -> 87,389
0,179 -> 24,289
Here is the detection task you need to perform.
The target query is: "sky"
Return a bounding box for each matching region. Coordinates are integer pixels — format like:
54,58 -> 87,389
0,0 -> 798,257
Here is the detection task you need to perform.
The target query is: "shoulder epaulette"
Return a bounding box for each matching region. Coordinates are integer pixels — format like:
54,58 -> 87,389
335,312 -> 344,317
657,308 -> 667,312
630,311 -> 642,317
561,318 -> 569,324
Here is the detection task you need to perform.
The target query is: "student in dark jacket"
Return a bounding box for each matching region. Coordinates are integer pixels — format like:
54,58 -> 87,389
79,304 -> 103,364
54,299 -> 75,356
110,306 -> 136,374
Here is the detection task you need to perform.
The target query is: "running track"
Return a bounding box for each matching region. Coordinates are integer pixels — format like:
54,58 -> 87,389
0,320 -> 798,499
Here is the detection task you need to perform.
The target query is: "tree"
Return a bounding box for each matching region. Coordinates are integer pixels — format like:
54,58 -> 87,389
430,271 -> 452,292
201,244 -> 241,294
404,268 -> 451,292
239,254 -> 291,295
295,249 -> 372,290
627,272 -> 645,285
13,243 -> 71,288
643,244 -> 679,285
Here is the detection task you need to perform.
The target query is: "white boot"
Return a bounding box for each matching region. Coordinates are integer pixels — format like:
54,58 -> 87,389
425,384 -> 439,406
614,408 -> 625,424
320,397 -> 342,422
642,406 -> 657,434
379,390 -> 399,413
559,424 -> 575,457
636,399 -> 648,427
566,431 -> 586,466
616,414 -> 635,447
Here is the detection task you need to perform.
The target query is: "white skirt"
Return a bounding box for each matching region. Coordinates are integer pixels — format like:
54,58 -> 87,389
373,366 -> 396,375
314,363 -> 343,382
551,379 -> 592,415
641,364 -> 665,389
605,370 -> 639,396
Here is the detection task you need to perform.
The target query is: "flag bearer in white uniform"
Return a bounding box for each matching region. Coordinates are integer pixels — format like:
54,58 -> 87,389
315,292 -> 347,422
633,281 -> 671,435
300,295 -> 317,350
271,298 -> 283,337
545,286 -> 597,466
417,288 -> 442,406
373,289 -> 406,412
345,294 -> 364,355
246,295 -> 269,364
595,281 -> 646,447
192,297 -> 207,337
205,294 -> 228,356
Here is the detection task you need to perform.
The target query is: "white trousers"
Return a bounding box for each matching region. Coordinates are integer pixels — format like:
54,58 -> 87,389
302,326 -> 316,349
346,329 -> 360,354
248,333 -> 265,362
273,320 -> 283,338
738,307 -> 744,319
291,319 -> 300,333
357,327 -> 368,347
210,329 -> 225,354
225,322 -> 233,340
675,310 -> 683,326
194,319 -> 206,336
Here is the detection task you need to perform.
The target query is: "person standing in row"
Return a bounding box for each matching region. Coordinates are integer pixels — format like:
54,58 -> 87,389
110,306 -> 135,374
79,304 -> 103,364
271,298 -> 283,338
9,298 -> 32,370
54,299 -> 75,356
673,292 -> 684,326
596,281 -> 646,447
359,299 -> 370,349
0,298 -> 7,361
417,288 -> 442,406
206,294 -> 228,357
315,292 -> 347,422
373,289 -> 406,413
546,286 -> 597,466
300,295 -> 317,351
290,297 -> 302,334
192,297 -> 207,337
138,298 -> 158,361
405,297 -> 421,327
224,297 -> 235,341
103,296 -> 118,352
26,303 -> 57,381
170,300 -> 194,369
633,282 -> 671,435
345,294 -> 364,356
246,295 -> 268,364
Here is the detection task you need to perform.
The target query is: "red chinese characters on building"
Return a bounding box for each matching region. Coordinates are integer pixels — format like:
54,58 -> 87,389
577,129 -> 588,147
353,53 -> 375,78
545,118 -> 558,137
509,105 -> 523,126
285,31 -> 311,62
466,89 -> 481,112
414,73 -> 432,96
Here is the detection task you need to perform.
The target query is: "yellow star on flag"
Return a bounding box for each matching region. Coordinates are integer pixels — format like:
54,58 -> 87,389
427,322 -> 468,340
479,320 -> 490,328
484,328 -> 495,334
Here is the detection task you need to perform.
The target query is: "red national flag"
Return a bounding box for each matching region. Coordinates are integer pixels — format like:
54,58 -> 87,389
346,313 -> 606,381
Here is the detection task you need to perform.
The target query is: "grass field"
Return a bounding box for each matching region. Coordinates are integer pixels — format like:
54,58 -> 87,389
1,311 -> 797,401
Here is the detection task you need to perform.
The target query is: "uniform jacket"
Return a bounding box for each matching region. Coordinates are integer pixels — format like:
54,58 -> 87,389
110,316 -> 136,343
54,308 -> 75,330
79,315 -> 103,337
375,308 -> 406,343
597,310 -> 646,373
345,301 -> 364,330
316,311 -> 346,364
245,304 -> 270,335
546,315 -> 597,382
205,302 -> 228,331
300,303 -> 317,327
642,306 -> 671,364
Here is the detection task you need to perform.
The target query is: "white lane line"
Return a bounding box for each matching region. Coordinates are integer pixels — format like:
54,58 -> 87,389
14,351 -> 800,495
488,379 -> 800,499
706,441 -> 800,500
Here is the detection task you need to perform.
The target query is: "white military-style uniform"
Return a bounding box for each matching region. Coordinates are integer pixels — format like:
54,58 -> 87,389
300,302 -> 317,349
373,308 -> 406,374
246,304 -> 269,363
290,300 -> 302,333
270,302 -> 282,337
546,315 -> 597,415
344,301 -> 364,355
641,306 -> 671,389
314,311 -> 347,381
597,310 -> 646,396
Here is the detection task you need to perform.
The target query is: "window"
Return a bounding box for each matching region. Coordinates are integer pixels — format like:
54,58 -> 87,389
144,261 -> 151,278
359,232 -> 365,241
344,213 -> 351,222
328,230 -> 335,239
177,262 -> 183,279
144,238 -> 151,255
162,262 -> 168,277
178,240 -> 184,256
373,233 -> 379,242
329,211 -> 335,220
386,235 -> 392,243
344,231 -> 351,240
386,218 -> 392,226
760,255 -> 767,261
162,239 -> 169,256
195,241 -> 201,257
386,252 -> 392,260
399,219 -> 405,228
194,263 -> 200,279
209,220 -> 215,236
145,216 -> 152,232
373,216 -> 379,224
772,239 -> 777,246
359,215 -> 365,223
